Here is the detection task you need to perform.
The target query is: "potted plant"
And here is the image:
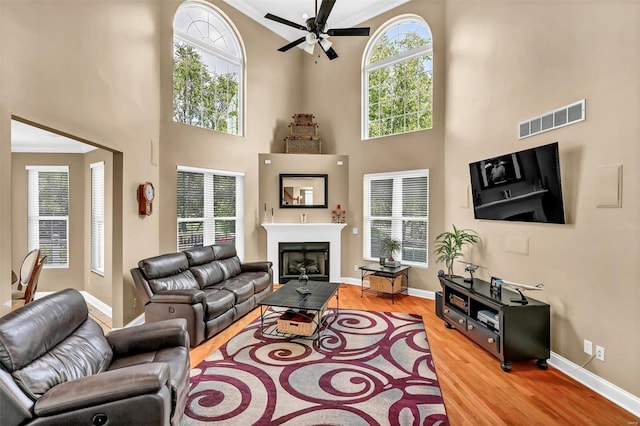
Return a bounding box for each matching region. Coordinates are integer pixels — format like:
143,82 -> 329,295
381,237 -> 402,264
433,225 -> 478,277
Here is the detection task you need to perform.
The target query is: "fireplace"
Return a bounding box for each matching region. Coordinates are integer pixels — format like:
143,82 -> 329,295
279,242 -> 329,283
262,223 -> 346,284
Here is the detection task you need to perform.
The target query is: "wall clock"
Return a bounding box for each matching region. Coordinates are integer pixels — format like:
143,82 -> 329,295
138,181 -> 155,216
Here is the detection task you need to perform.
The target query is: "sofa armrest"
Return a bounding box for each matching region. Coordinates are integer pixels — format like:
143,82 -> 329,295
106,319 -> 189,356
34,364 -> 169,417
149,288 -> 205,304
241,261 -> 273,273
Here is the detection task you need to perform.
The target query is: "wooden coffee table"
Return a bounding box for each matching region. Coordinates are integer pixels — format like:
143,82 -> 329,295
258,280 -> 339,350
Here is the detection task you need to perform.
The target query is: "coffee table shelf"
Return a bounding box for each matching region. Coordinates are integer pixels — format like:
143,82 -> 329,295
258,280 -> 339,350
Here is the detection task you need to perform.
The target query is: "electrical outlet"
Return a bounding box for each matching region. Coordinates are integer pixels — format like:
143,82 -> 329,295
133,298 -> 138,309
583,339 -> 593,355
595,345 -> 605,361
354,264 -> 359,272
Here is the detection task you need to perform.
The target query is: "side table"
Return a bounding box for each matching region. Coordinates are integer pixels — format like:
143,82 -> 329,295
359,263 -> 410,304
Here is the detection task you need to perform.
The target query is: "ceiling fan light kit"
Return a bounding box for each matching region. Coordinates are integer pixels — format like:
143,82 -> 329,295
265,0 -> 370,61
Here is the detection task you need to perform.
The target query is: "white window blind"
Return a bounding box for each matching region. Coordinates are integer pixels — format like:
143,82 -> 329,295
90,161 -> 105,275
177,165 -> 244,258
27,165 -> 70,268
364,169 -> 429,266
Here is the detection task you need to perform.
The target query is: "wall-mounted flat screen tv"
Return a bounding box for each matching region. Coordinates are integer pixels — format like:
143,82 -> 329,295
469,142 -> 566,224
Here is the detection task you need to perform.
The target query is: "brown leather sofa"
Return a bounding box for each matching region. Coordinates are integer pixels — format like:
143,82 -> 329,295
0,288 -> 190,426
131,243 -> 273,347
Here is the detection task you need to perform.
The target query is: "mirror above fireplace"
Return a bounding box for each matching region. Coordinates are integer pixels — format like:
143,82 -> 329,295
279,173 -> 328,208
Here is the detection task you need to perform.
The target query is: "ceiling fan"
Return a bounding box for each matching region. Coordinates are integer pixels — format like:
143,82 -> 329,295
265,0 -> 370,60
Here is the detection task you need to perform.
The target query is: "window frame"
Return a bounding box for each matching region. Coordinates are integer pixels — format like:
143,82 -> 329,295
176,165 -> 245,258
26,165 -> 70,269
173,1 -> 245,136
362,15 -> 433,140
363,169 -> 430,268
90,161 -> 105,276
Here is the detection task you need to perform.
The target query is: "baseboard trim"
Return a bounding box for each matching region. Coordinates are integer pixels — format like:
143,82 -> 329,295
341,277 -> 638,417
126,313 -> 145,327
339,277 -> 436,300
548,352 -> 640,417
35,285 -> 639,417
79,291 -> 112,318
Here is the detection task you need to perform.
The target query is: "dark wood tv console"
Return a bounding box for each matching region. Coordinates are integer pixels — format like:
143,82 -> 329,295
439,275 -> 550,372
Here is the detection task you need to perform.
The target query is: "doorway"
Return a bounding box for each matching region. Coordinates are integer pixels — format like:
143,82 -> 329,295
10,116 -> 123,327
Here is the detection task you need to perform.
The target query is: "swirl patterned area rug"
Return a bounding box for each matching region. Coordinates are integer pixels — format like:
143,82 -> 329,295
183,309 -> 449,425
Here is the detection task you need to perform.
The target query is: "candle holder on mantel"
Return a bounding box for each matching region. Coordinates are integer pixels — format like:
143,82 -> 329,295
331,204 -> 346,224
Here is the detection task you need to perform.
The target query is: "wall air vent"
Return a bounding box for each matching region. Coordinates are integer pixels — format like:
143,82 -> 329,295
518,99 -> 585,139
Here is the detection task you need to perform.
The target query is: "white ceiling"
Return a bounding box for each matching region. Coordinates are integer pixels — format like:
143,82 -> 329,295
222,0 -> 410,44
11,120 -> 96,154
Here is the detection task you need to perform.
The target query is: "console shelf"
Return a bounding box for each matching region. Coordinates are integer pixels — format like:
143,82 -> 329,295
439,276 -> 550,372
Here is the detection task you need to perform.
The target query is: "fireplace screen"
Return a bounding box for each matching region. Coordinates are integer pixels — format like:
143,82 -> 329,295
279,242 -> 329,283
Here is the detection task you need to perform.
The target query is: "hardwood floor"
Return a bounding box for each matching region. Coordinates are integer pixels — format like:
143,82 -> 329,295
190,284 -> 638,425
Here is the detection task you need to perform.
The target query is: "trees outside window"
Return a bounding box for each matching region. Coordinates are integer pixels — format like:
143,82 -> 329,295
364,16 -> 433,139
173,2 -> 243,135
364,170 -> 429,266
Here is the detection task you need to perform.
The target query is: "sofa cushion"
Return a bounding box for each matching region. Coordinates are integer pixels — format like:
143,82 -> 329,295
13,319 -> 113,399
218,257 -> 242,280
184,246 -> 215,267
217,277 -> 254,304
139,253 -> 189,280
190,262 -> 225,288
148,270 -> 199,293
201,288 -> 236,320
244,271 -> 272,293
212,244 -> 237,260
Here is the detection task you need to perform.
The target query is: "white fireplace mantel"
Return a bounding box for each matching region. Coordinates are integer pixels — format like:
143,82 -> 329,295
262,223 -> 347,284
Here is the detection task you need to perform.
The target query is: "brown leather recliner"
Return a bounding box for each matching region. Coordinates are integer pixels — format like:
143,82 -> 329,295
0,288 -> 190,426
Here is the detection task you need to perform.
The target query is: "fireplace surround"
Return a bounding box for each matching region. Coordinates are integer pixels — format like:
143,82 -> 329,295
262,223 -> 347,284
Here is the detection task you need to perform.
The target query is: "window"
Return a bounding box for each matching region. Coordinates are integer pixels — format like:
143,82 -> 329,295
27,165 -> 69,268
177,166 -> 244,258
364,170 -> 429,266
363,16 -> 433,139
173,1 -> 243,135
90,161 -> 105,275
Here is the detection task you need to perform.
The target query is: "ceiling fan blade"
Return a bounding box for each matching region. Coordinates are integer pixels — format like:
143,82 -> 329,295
320,43 -> 339,60
278,36 -> 306,52
327,27 -> 371,37
315,0 -> 336,30
265,13 -> 308,31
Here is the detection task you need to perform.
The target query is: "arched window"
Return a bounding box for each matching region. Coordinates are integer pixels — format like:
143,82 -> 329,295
173,1 -> 244,135
363,16 -> 432,139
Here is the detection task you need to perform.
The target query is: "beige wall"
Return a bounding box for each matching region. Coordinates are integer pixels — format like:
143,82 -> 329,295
1,0 -> 160,326
11,153 -> 85,291
444,0 -> 639,395
158,0 -> 305,261
299,1 -> 447,292
9,149 -> 113,306
0,0 -> 637,400
84,150 -> 114,306
259,154 -> 349,223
